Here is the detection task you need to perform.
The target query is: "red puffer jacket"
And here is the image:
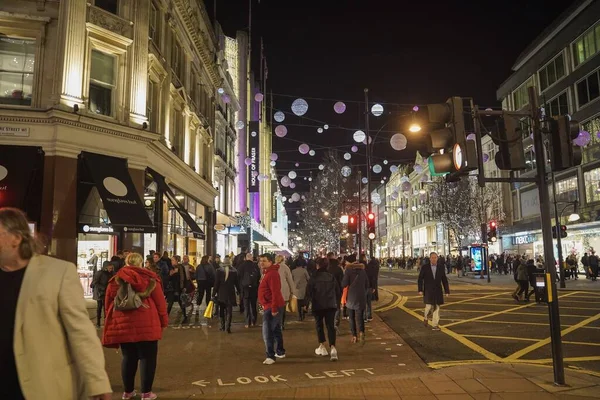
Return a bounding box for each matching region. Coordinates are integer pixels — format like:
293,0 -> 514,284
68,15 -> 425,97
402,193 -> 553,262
102,266 -> 168,348
258,264 -> 285,313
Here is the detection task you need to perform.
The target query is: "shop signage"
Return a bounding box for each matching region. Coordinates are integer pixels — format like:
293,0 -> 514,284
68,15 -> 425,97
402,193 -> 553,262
512,235 -> 535,245
520,189 -> 540,219
271,180 -> 277,222
79,224 -> 114,234
214,223 -> 226,231
0,126 -> 29,137
248,121 -> 260,193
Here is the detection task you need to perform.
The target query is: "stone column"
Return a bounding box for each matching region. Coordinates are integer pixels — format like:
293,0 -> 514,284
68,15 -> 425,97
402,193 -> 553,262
40,156 -> 78,263
129,0 -> 150,126
56,0 -> 87,108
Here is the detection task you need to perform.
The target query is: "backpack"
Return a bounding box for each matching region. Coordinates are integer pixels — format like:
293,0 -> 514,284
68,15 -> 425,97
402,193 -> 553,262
241,266 -> 258,288
114,277 -> 155,311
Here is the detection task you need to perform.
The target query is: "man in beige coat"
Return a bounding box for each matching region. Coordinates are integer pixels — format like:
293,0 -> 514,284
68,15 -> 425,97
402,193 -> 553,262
0,207 -> 111,400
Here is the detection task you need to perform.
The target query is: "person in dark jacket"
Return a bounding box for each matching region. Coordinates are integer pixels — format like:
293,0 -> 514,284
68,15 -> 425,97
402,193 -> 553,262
152,252 -> 169,289
418,252 -> 450,331
364,257 -> 380,321
166,256 -> 188,324
524,259 -> 537,301
92,261 -> 114,328
212,257 -> 240,333
327,253 -> 344,329
237,253 -> 261,327
341,254 -> 368,344
305,258 -> 340,361
195,255 -> 215,310
590,251 -> 599,281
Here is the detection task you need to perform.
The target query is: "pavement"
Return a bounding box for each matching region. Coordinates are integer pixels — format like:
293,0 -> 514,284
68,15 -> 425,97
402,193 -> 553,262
98,284 -> 600,399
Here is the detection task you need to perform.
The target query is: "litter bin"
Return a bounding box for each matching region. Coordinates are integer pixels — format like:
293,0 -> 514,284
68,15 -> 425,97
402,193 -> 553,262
533,272 -> 547,303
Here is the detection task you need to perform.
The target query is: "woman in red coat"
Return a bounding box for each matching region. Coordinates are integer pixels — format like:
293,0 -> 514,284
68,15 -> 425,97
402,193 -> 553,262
103,253 -> 168,400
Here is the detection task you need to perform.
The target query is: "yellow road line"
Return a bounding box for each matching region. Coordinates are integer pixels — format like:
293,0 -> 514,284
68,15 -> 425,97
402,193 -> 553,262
398,300 -> 502,362
504,310 -> 600,361
453,319 -> 565,327
440,291 -> 510,307
461,334 -> 540,342
563,340 -> 600,347
443,291 -> 581,329
428,360 -> 496,369
434,309 -> 591,318
374,288 -> 404,313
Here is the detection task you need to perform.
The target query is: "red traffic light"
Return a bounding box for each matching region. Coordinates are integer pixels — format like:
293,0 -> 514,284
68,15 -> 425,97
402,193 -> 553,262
367,212 -> 375,220
349,217 -> 355,223
490,221 -> 496,228
560,225 -> 567,231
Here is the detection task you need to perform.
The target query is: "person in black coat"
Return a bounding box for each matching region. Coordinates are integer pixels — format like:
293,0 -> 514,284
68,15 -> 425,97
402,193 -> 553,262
327,253 -> 344,330
365,257 -> 380,321
166,256 -> 188,324
417,252 -> 450,331
212,257 -> 240,333
91,261 -> 114,328
305,258 -> 341,361
237,253 -> 261,327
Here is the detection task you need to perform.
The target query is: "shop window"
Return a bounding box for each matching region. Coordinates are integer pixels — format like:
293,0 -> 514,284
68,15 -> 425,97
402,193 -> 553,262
171,35 -> 184,82
95,0 -> 118,14
576,68 -> 600,109
572,21 -> 600,68
169,106 -> 184,156
553,176 -> 578,203
89,50 -> 116,116
584,168 -> 600,203
512,77 -> 535,110
581,116 -> 600,164
539,53 -> 565,92
546,91 -> 569,118
0,36 -> 35,106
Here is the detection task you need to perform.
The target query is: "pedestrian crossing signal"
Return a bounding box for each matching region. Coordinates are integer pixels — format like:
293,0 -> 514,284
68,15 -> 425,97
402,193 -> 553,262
348,215 -> 358,234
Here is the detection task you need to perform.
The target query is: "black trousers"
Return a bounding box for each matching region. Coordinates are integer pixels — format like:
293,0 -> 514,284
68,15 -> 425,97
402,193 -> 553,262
243,289 -> 258,325
167,292 -> 187,319
120,341 -> 158,393
196,282 -> 212,306
517,280 -> 529,297
314,309 -> 337,346
96,298 -> 104,326
219,302 -> 233,330
297,299 -> 306,321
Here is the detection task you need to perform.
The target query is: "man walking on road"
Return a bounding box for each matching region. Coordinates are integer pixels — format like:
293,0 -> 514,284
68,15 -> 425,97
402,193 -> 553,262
258,253 -> 286,365
418,252 -> 450,331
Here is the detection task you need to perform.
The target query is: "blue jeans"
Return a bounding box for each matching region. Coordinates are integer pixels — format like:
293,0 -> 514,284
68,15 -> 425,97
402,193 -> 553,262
262,308 -> 285,360
365,289 -> 373,320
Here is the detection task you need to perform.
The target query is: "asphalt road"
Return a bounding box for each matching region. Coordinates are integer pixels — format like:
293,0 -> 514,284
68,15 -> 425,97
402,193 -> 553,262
377,269 -> 600,376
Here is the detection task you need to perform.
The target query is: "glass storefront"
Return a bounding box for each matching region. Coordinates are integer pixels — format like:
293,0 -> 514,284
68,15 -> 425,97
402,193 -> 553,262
77,233 -> 115,297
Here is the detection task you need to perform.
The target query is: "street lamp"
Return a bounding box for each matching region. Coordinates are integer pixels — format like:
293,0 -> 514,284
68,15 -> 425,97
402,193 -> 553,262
409,123 -> 422,133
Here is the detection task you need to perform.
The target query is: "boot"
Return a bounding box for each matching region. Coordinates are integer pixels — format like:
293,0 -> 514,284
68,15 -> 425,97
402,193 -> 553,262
226,309 -> 232,333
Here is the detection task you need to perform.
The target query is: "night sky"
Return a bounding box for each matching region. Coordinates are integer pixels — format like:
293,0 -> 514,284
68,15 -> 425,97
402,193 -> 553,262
214,0 -> 573,220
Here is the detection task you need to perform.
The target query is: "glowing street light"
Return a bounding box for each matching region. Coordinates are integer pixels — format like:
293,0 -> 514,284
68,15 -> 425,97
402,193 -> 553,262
340,215 -> 349,224
409,123 -> 422,133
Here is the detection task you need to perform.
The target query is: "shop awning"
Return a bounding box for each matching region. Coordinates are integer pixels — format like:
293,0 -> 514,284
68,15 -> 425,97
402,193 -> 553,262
80,152 -> 154,233
148,169 -> 205,240
0,145 -> 44,210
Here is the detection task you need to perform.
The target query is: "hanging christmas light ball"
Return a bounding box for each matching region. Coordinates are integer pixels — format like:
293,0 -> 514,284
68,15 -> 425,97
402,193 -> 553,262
254,93 -> 264,102
372,192 -> 381,205
251,131 -> 257,137
362,177 -> 368,184
222,94 -> 231,103
275,125 -> 287,138
288,171 -> 297,179
344,153 -> 351,160
324,124 -> 329,130
334,101 -> 346,114
217,88 -> 225,94
390,165 -> 399,173
291,193 -> 301,202
371,103 -> 384,117
290,183 -> 296,189
281,176 -> 291,187
274,111 -> 285,123
244,157 -> 252,166
383,159 -> 388,165
575,130 -> 591,147
390,133 -> 408,151
235,120 -> 245,130
298,144 -> 310,154
319,164 -> 325,170
414,164 -> 423,174
363,136 -> 373,145
353,130 -> 366,143
270,153 -> 278,161
351,145 -> 358,153
309,150 -> 316,156
308,177 -> 313,181
413,105 -> 419,112
341,166 -> 352,177
295,163 -> 300,167
373,164 -> 382,173
291,98 -> 309,116
270,161 -> 276,167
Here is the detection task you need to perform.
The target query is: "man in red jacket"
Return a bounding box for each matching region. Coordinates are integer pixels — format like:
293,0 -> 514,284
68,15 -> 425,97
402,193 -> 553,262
258,253 -> 286,365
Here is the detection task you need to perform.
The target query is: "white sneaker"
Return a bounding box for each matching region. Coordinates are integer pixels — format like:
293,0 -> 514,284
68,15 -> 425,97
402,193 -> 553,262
315,344 -> 328,356
330,347 -> 338,361
263,358 -> 275,365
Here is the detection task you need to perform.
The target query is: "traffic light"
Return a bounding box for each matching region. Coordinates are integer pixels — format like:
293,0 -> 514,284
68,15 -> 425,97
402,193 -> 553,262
367,212 -> 376,240
548,116 -> 582,171
425,97 -> 477,175
553,225 -> 568,239
347,215 -> 358,234
493,115 -> 527,170
487,221 -> 497,243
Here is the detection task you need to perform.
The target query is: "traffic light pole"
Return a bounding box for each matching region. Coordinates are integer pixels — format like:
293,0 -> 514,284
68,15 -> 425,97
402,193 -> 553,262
529,87 -> 565,386
551,172 -> 567,289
